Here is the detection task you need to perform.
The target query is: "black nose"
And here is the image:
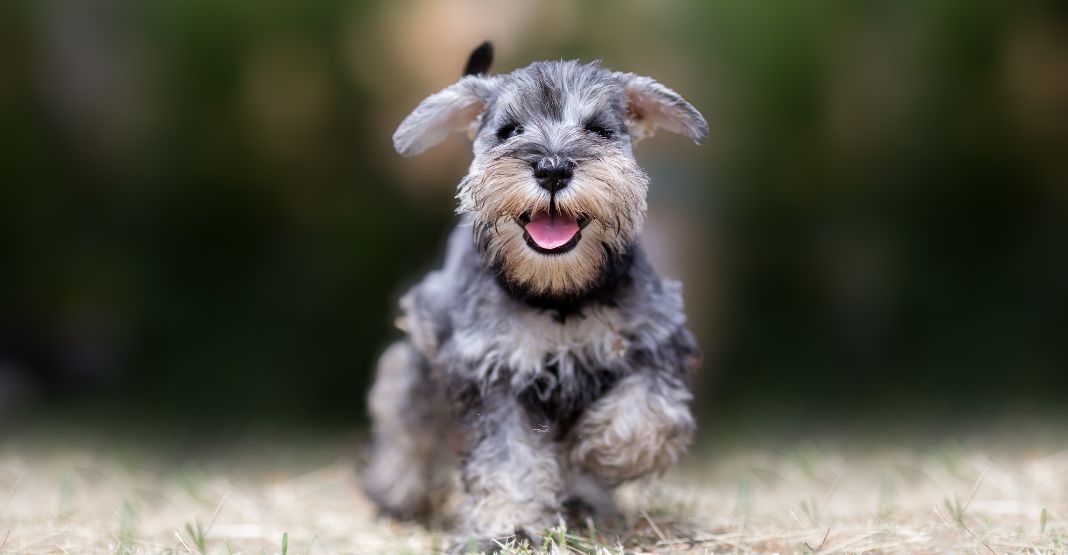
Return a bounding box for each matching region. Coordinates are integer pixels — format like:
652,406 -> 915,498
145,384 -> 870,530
533,157 -> 575,192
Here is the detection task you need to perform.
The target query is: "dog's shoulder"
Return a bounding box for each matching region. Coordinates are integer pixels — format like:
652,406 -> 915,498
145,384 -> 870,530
397,220 -> 481,358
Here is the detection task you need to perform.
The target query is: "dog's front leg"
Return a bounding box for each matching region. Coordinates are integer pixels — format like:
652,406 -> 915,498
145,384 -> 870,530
453,391 -> 562,552
569,370 -> 695,485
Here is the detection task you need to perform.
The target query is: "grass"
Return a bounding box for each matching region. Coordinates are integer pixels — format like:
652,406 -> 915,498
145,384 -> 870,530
1,434 -> 1067,554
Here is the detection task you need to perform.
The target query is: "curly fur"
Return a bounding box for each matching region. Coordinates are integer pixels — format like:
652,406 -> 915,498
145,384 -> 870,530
368,47 -> 707,550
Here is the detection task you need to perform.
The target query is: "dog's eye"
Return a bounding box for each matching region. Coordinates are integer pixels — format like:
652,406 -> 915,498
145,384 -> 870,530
496,123 -> 524,141
584,123 -> 614,139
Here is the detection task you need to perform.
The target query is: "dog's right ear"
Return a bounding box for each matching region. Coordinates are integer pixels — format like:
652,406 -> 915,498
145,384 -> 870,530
392,75 -> 498,157
393,42 -> 498,157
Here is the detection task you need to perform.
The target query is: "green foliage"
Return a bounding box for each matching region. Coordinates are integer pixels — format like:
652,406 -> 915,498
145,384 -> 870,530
184,519 -> 208,554
1,0 -> 1066,429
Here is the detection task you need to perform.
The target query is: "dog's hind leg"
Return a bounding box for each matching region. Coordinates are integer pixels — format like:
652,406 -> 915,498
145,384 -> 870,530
363,340 -> 453,520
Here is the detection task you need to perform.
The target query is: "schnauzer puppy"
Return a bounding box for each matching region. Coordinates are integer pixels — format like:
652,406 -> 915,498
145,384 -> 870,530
364,42 -> 707,550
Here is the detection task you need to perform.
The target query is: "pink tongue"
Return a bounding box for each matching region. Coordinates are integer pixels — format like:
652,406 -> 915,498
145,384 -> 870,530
524,212 -> 580,249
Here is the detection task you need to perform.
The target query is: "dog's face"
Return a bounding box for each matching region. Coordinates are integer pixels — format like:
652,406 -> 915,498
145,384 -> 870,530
393,55 -> 707,299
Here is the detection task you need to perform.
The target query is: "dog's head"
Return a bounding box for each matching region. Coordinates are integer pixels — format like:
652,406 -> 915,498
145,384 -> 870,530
393,43 -> 707,300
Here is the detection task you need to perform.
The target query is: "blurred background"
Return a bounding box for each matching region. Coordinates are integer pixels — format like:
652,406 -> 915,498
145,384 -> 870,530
2,0 -> 1066,441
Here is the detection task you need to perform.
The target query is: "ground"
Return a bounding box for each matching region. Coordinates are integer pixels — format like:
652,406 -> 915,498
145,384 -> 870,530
1,432 -> 1066,554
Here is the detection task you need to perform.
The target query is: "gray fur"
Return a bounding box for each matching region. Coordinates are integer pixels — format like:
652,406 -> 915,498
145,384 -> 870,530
368,55 -> 705,551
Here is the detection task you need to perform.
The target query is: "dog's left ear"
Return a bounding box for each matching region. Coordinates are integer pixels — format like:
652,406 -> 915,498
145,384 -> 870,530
619,74 -> 709,144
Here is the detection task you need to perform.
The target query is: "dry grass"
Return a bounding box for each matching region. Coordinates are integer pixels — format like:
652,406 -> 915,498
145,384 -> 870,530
1,436 -> 1067,554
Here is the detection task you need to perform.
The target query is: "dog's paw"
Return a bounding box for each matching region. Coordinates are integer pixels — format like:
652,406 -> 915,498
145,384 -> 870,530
570,376 -> 695,483
572,422 -> 693,484
363,481 -> 431,523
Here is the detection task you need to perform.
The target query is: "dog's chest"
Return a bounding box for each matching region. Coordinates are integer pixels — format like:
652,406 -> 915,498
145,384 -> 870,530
451,304 -> 632,385
450,305 -> 635,434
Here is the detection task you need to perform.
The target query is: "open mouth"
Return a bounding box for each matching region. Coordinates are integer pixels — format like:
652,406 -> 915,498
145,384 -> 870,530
518,210 -> 590,255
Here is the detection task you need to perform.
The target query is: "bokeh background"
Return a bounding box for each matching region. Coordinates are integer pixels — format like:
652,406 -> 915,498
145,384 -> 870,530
2,0 -> 1066,441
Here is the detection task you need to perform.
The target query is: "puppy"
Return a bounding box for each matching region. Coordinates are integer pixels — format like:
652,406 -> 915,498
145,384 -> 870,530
365,42 -> 707,551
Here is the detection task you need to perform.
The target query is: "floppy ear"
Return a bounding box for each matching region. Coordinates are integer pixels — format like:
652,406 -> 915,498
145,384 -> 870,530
619,74 -> 708,144
392,75 -> 498,157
